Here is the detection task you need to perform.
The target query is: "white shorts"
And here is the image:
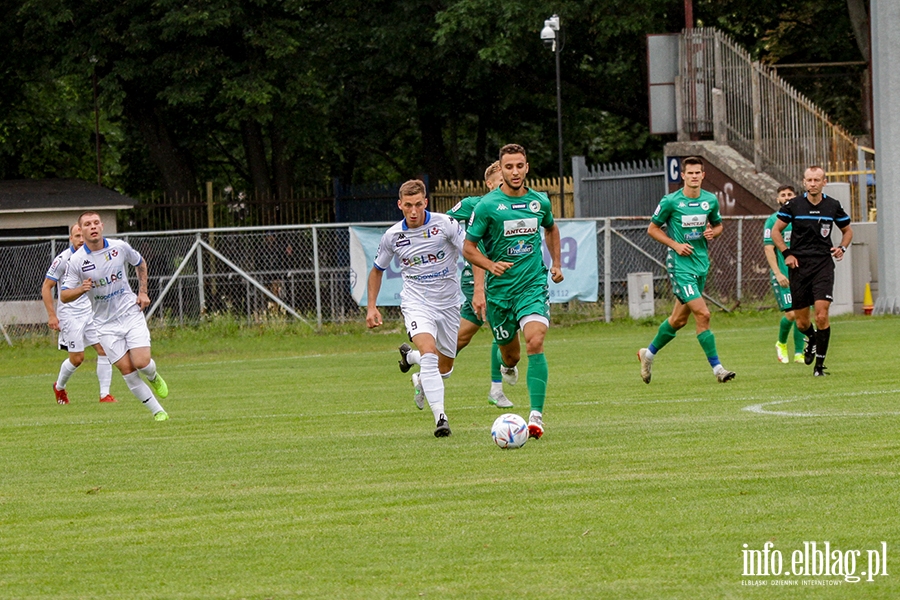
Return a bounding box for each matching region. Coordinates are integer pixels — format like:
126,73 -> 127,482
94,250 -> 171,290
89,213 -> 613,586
97,309 -> 152,364
402,304 -> 460,359
58,315 -> 100,353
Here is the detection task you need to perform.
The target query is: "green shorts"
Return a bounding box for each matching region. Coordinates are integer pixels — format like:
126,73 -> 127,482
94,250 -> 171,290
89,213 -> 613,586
769,270 -> 793,312
667,269 -> 706,304
460,298 -> 485,327
487,284 -> 550,346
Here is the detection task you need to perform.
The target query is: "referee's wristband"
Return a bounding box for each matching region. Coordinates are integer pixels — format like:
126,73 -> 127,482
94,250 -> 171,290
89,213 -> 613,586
838,245 -> 847,253
781,248 -> 794,259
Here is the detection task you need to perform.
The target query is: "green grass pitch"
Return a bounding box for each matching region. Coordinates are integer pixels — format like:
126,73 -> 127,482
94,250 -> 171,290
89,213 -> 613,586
1,312 -> 899,598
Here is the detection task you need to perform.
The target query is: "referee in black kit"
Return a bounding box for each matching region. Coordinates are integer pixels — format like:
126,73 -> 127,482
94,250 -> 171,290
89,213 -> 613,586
771,165 -> 853,376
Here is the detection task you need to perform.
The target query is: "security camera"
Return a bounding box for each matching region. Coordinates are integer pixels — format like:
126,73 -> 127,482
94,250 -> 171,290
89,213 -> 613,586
540,15 -> 560,50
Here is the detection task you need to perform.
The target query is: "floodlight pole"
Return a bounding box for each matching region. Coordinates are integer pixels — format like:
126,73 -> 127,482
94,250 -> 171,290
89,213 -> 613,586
541,15 -> 565,217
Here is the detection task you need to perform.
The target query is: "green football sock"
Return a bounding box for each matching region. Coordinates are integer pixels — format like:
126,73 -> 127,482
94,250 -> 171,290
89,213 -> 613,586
697,329 -> 720,364
526,353 -> 548,413
650,319 -> 678,352
792,321 -> 805,354
778,316 -> 792,344
490,340 -> 502,382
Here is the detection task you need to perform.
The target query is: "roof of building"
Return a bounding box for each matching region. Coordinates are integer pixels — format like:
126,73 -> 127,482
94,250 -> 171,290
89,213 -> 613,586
0,179 -> 137,213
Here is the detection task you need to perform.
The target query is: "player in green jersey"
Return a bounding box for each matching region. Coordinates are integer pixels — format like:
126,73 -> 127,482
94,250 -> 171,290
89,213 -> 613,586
464,144 -> 564,439
446,161 -> 518,409
763,185 -> 805,364
637,156 -> 736,384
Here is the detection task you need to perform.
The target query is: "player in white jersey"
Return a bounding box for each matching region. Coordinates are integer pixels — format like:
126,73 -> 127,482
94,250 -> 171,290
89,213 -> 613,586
42,223 -> 115,405
60,211 -> 170,421
365,179 -> 506,437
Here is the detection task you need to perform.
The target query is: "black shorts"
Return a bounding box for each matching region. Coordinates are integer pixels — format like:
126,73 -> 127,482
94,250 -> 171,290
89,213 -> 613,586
789,254 -> 835,309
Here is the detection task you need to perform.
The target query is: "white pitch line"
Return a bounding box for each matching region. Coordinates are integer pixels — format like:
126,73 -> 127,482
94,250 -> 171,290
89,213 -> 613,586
743,388 -> 900,417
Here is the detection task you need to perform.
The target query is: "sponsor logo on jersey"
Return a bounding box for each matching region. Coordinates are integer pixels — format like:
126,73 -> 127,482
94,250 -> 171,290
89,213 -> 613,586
701,201 -> 710,210
680,214 -> 707,228
396,238 -> 411,247
451,201 -> 462,213
401,251 -> 446,267
679,202 -> 687,208
503,218 -> 538,237
507,240 -> 533,256
103,249 -> 119,261
529,200 -> 541,213
430,226 -> 441,237
684,231 -> 703,241
688,202 -> 699,207
820,222 -> 832,237
91,270 -> 125,288
497,203 -> 508,210
82,260 -> 96,272
784,231 -> 791,244
511,203 -> 527,210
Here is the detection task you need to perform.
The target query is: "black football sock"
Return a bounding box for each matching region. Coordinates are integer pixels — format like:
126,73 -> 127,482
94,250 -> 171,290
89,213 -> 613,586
815,326 -> 830,368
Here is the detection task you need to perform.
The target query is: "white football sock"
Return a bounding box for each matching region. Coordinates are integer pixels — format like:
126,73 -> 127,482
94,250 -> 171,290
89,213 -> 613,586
97,356 -> 113,397
407,350 -> 421,365
418,353 -> 445,424
138,359 -> 158,381
123,372 -> 164,414
56,359 -> 78,389
490,381 -> 503,394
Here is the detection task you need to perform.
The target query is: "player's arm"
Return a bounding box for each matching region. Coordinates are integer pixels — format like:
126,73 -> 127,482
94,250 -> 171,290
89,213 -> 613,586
832,224 -> 853,260
134,260 -> 151,310
463,240 -> 512,277
365,267 -> 385,328
647,222 -> 692,257
770,219 -> 797,269
763,245 -> 789,287
471,265 -> 487,322
41,278 -> 60,330
703,221 -> 723,241
543,223 -> 564,283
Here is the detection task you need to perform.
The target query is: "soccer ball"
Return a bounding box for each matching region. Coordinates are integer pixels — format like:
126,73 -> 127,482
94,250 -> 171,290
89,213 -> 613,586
491,413 -> 529,449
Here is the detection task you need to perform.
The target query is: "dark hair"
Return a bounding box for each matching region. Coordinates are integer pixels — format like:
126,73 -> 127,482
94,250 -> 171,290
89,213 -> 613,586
398,179 -> 427,198
682,156 -> 704,169
499,144 -> 527,161
777,185 -> 796,194
77,211 -> 101,226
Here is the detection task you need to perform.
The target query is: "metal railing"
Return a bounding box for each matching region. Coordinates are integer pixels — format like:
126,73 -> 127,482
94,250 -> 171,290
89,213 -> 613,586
680,27 -> 861,187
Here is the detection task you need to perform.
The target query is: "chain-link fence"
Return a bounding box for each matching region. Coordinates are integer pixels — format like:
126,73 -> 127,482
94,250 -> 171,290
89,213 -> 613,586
1,217 -> 773,342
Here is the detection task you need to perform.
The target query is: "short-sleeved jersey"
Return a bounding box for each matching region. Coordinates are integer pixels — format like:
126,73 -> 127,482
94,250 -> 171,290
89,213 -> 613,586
776,193 -> 850,258
763,212 -> 792,276
61,238 -> 144,325
651,188 -> 722,276
373,211 -> 465,309
446,195 -> 484,296
465,187 -> 554,299
45,245 -> 92,321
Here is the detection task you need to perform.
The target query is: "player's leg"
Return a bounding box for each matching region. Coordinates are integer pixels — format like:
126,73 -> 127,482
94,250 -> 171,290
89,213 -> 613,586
54,318 -> 84,404
107,338 -> 167,420
638,297 -> 690,384
520,316 -> 549,439
411,332 -> 449,435
92,343 -> 115,402
789,265 -> 817,365
812,299 -> 833,375
85,316 -> 115,402
123,312 -> 168,398
771,271 -> 792,363
786,310 -> 805,362
686,297 -> 735,382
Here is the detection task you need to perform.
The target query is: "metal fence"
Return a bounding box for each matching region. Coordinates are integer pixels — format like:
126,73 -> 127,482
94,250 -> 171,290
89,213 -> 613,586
0,217 -> 774,342
680,27 -> 860,186
571,157 -> 666,218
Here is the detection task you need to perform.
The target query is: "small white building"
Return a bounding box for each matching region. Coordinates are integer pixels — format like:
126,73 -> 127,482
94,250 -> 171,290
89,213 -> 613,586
0,179 -> 137,329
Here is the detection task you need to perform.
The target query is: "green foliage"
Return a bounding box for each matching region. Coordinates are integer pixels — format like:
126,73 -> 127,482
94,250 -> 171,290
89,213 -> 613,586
0,0 -> 869,195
